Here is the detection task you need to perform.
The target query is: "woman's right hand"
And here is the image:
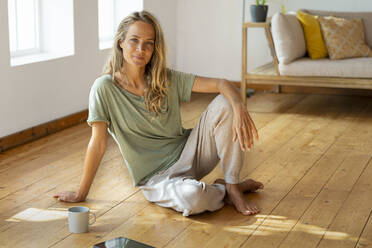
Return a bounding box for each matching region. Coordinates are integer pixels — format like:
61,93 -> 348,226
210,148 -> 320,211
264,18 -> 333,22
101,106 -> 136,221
53,122 -> 107,204
53,191 -> 83,203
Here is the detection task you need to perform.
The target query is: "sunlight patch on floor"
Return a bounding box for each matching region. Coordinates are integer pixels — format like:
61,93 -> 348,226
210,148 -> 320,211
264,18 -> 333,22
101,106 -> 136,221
218,214 -> 358,242
6,207 -> 68,222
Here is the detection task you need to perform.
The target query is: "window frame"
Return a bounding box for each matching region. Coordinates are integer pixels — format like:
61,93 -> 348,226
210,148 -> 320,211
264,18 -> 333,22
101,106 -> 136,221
98,0 -> 115,44
9,0 -> 41,58
98,0 -> 144,50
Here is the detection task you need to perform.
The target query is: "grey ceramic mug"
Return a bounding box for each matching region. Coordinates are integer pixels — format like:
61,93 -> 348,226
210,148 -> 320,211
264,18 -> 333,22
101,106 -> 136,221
68,206 -> 96,233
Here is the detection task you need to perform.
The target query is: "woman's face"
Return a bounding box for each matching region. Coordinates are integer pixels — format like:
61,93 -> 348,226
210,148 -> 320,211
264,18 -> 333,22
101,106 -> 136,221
120,21 -> 155,68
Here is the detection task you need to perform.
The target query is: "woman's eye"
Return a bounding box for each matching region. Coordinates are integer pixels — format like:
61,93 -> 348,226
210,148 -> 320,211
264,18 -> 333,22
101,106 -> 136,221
130,38 -> 138,42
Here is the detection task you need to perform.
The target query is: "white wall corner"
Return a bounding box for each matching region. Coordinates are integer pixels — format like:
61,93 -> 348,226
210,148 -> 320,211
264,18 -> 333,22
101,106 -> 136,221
0,1 -> 11,70
73,0 -> 99,57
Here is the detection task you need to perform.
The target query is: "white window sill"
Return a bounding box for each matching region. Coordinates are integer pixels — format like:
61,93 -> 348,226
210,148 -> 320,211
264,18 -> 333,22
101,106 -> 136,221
10,51 -> 74,67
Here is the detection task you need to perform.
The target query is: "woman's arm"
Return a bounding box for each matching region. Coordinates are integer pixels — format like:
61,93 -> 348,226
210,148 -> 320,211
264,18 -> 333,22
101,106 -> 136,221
192,76 -> 259,151
53,122 -> 107,202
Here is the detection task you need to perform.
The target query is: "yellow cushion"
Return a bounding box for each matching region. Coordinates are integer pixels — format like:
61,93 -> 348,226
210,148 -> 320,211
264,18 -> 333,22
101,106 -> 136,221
319,16 -> 372,60
297,11 -> 328,59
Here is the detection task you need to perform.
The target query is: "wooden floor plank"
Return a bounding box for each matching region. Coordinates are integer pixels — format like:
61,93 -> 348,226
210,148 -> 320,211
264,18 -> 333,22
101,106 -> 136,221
165,154 -> 322,248
0,124 -> 89,173
0,172 -> 139,247
166,95 -> 369,248
50,192 -> 149,248
0,137 -> 121,223
356,210 -> 372,248
52,92 -> 308,248
0,130 -> 92,199
277,155 -> 370,248
239,153 -> 347,248
51,93 -> 304,248
87,202 -> 193,248
164,96 -> 340,247
0,142 -> 136,245
238,96 -> 371,247
317,157 -> 372,248
328,109 -> 372,156
0,154 -> 133,235
1,92 -> 372,248
48,93 -> 306,246
0,93 -> 215,247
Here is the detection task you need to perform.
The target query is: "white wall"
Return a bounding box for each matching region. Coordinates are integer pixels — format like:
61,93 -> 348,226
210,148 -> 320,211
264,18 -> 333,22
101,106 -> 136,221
285,0 -> 372,12
0,0 -> 178,137
40,0 -> 74,54
2,0 -> 372,138
175,0 -> 281,80
0,0 -> 104,138
174,0 -> 372,80
143,0 -> 178,68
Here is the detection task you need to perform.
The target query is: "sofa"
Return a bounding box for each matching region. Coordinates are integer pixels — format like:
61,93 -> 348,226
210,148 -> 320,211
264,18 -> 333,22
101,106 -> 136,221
245,10 -> 372,92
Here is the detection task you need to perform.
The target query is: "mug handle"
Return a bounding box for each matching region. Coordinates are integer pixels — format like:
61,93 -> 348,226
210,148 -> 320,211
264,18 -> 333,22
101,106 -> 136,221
89,212 -> 96,225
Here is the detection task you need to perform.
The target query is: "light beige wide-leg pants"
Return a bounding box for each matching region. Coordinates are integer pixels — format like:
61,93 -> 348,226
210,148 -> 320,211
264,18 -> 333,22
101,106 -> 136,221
139,94 -> 244,216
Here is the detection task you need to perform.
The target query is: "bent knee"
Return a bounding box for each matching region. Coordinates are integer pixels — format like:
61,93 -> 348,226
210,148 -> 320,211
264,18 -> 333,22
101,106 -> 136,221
210,94 -> 233,116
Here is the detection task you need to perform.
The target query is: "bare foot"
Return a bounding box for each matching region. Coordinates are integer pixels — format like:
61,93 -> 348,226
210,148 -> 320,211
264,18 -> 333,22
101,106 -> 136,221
214,178 -> 264,193
214,178 -> 263,216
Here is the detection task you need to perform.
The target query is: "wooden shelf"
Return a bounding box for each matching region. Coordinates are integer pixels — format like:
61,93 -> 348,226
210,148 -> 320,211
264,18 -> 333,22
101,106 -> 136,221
243,22 -> 269,28
241,17 -> 278,102
244,63 -> 372,90
247,63 -> 276,76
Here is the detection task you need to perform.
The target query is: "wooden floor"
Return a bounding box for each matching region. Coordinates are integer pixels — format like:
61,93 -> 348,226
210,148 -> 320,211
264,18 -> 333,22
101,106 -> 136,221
1,92 -> 372,248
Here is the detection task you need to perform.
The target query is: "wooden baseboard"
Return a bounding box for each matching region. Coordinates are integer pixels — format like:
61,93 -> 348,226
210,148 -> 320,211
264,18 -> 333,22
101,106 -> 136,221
0,110 -> 88,153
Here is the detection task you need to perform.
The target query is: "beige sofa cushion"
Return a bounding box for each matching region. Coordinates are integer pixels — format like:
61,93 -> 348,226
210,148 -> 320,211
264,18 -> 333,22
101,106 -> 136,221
279,57 -> 372,78
302,9 -> 372,48
271,12 -> 306,64
319,16 -> 372,59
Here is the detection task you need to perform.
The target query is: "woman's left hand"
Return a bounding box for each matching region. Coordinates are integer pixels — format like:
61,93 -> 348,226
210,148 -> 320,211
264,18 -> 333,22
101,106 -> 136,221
232,102 -> 259,151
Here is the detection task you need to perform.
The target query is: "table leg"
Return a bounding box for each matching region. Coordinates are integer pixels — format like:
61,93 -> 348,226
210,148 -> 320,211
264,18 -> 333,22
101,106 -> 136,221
241,26 -> 247,104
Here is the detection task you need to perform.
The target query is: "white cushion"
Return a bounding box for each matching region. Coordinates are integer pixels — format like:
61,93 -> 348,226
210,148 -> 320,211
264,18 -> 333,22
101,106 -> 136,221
271,12 -> 306,64
279,57 -> 372,78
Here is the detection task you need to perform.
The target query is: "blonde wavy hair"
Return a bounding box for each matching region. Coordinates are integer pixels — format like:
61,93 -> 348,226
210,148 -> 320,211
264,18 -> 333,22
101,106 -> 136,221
102,11 -> 168,115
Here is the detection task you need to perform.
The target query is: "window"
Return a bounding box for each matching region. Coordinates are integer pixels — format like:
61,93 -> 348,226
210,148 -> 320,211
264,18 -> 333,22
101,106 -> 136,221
7,0 -> 74,67
8,0 -> 41,57
98,0 -> 143,50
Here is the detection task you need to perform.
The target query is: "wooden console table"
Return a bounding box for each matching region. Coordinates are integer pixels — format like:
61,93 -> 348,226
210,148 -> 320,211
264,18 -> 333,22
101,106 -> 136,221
241,18 -> 279,103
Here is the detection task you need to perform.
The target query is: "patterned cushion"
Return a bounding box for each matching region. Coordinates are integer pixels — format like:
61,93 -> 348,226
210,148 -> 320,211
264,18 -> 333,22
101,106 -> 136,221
319,16 -> 372,60
301,10 -> 372,47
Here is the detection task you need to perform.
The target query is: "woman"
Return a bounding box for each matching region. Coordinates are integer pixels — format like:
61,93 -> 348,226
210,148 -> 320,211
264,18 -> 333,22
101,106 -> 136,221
54,11 -> 263,216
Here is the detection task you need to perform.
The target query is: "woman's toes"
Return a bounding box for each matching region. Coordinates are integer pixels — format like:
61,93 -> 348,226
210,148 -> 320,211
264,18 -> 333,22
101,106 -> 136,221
241,208 -> 252,215
258,182 -> 264,189
246,204 -> 260,214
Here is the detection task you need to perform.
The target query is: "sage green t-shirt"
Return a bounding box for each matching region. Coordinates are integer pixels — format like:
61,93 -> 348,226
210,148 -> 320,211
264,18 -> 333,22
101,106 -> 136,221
87,69 -> 196,186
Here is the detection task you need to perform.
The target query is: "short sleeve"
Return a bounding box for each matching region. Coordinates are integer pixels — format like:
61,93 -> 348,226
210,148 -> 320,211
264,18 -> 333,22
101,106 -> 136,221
86,79 -> 111,127
167,69 -> 196,102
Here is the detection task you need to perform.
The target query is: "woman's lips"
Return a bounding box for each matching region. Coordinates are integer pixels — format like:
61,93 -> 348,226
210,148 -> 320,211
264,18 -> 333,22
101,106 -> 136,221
134,56 -> 144,60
